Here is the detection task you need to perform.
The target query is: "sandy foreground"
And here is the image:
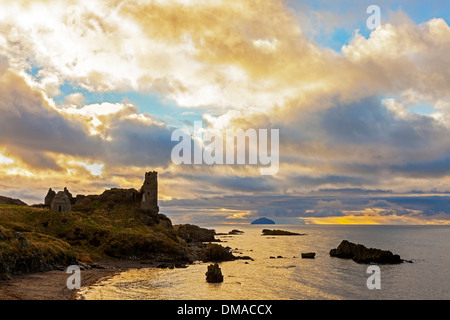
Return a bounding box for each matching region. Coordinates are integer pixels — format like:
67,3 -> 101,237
0,259 -> 153,300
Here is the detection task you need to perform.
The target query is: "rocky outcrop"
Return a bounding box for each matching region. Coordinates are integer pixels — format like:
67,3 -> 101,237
330,240 -> 405,264
139,213 -> 173,228
0,230 -> 77,280
0,196 -> 27,206
174,224 -> 218,243
228,229 -> 244,235
205,263 -> 223,283
301,252 -> 316,259
201,243 -> 237,262
262,229 -> 305,236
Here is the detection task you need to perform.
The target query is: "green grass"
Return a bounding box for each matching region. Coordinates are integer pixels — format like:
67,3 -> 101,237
0,204 -> 186,263
0,204 -> 23,208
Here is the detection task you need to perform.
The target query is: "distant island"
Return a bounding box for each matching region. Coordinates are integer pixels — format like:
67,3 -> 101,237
251,217 -> 275,225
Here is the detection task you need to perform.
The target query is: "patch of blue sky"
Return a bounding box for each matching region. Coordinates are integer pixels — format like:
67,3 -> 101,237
53,82 -> 206,128
397,0 -> 449,24
312,27 -> 355,52
293,0 -> 449,22
409,103 -> 436,116
27,64 -> 43,80
24,63 -> 208,129
381,94 -> 436,116
290,0 -> 449,52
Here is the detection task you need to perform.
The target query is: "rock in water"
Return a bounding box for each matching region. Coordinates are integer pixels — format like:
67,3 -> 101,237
262,229 -> 305,236
228,229 -> 244,235
174,224 -> 218,243
206,263 -> 224,283
330,240 -> 404,264
301,252 -> 316,259
201,243 -> 236,262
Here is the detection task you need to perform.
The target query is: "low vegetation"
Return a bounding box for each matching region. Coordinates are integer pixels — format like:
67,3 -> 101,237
0,201 -> 240,279
0,203 -> 191,278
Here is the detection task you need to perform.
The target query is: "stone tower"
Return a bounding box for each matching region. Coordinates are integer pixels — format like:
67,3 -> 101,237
140,171 -> 159,214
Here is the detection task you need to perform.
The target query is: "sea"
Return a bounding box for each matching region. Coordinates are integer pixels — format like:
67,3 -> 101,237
78,224 -> 450,300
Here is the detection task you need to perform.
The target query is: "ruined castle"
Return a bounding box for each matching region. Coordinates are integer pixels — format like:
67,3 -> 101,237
140,171 -> 159,213
44,171 -> 159,215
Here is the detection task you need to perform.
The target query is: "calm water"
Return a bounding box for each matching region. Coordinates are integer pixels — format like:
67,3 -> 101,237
79,225 -> 450,300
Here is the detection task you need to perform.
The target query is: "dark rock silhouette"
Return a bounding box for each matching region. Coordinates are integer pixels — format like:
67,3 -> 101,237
174,224 -> 218,243
0,196 -> 27,206
262,229 -> 305,236
301,252 -> 316,259
228,229 -> 244,235
0,230 -> 76,280
201,243 -> 236,262
236,256 -> 253,261
205,263 -> 223,283
330,240 -> 405,264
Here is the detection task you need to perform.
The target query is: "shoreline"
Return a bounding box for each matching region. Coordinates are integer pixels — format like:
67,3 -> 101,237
0,259 -> 154,300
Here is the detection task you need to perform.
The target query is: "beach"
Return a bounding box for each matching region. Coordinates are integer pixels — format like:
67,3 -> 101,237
0,259 -> 151,300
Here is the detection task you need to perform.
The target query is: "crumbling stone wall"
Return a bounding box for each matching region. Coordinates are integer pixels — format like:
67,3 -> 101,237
140,171 -> 159,214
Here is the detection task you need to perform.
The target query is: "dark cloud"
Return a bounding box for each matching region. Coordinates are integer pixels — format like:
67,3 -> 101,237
0,71 -> 103,167
380,196 -> 450,216
291,175 -> 371,188
0,68 -> 178,170
210,175 -> 276,192
319,97 -> 445,149
390,157 -> 450,178
105,118 -> 177,167
272,95 -> 450,187
161,192 -> 450,221
319,188 -> 393,194
161,170 -> 277,193
367,199 -> 392,208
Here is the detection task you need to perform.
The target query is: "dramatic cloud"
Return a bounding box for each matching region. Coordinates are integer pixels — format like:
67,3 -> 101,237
0,66 -> 101,165
0,0 -> 449,224
0,63 -> 181,203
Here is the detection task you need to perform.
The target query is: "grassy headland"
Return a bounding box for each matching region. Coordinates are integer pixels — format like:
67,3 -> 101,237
0,202 -> 231,279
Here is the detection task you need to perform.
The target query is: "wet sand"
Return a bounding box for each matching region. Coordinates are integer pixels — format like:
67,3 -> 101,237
0,259 -> 154,300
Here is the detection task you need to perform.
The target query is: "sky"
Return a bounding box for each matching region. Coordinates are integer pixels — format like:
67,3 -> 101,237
1,0 -> 450,225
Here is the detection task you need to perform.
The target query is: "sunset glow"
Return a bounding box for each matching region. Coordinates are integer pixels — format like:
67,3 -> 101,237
1,0 -> 450,225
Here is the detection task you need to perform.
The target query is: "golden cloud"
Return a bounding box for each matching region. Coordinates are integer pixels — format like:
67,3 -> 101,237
0,0 -> 450,224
